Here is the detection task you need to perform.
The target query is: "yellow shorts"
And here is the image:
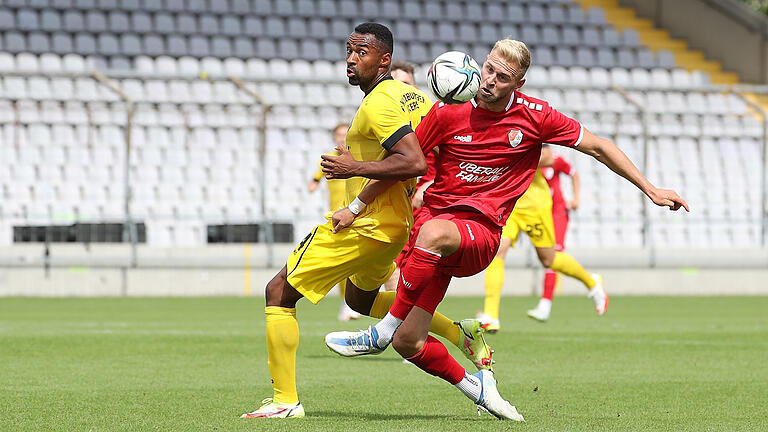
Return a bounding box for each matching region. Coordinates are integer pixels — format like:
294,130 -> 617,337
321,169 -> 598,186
286,221 -> 406,304
501,206 -> 556,248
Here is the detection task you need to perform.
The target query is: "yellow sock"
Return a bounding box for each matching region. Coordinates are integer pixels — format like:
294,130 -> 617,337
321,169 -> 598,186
554,272 -> 562,296
265,306 -> 299,404
483,257 -> 504,320
338,279 -> 346,298
369,291 -> 461,348
551,252 -> 595,289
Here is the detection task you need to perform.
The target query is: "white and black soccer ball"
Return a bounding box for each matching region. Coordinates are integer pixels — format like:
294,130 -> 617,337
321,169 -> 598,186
427,51 -> 482,104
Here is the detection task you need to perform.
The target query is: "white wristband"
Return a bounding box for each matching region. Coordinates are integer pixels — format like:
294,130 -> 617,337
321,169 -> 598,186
348,197 -> 367,215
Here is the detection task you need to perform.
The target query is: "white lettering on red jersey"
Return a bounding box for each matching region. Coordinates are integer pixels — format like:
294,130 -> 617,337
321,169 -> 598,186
415,91 -> 583,227
542,153 -> 576,211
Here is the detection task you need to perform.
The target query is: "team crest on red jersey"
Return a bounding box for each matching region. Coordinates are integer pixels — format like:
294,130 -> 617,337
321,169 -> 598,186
508,129 -> 523,147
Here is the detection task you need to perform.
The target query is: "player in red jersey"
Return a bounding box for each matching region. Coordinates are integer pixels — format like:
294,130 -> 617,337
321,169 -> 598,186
323,38 -> 688,420
526,145 -> 582,321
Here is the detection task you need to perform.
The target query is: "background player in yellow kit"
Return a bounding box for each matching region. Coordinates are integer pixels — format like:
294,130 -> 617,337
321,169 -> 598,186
241,23 -> 493,420
479,145 -> 607,331
308,122 -> 361,321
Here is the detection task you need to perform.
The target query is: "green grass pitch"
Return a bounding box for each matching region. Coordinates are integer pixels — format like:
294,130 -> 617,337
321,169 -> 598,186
1,296 -> 767,431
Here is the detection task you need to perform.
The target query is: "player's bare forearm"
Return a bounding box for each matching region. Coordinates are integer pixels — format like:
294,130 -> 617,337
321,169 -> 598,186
322,133 -> 426,180
571,172 -> 580,203
577,129 -> 689,211
358,179 -> 398,204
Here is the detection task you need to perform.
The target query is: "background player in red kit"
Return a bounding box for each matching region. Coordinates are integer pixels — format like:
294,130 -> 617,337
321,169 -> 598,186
323,38 -> 688,420
527,144 -> 582,321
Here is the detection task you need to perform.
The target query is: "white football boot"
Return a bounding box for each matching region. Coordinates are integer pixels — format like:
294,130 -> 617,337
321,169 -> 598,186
240,398 -> 305,419
325,326 -> 386,357
587,274 -> 609,315
473,370 -> 525,421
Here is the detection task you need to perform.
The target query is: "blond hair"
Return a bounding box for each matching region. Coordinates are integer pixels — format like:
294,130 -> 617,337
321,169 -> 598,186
491,39 -> 531,79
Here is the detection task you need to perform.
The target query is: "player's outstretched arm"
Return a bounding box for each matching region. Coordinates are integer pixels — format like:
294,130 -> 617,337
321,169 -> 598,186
321,133 -> 426,180
576,129 -> 689,212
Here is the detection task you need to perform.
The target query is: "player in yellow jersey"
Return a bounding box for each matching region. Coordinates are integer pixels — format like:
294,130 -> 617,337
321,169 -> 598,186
307,122 -> 361,321
479,145 -> 607,331
241,23 -> 495,420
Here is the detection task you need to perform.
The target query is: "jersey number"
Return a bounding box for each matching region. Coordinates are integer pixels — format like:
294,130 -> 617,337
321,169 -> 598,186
525,224 -> 544,239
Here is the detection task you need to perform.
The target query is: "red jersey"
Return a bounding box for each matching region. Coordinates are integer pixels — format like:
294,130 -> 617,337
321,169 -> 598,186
415,92 -> 583,227
542,153 -> 576,212
417,150 -> 437,188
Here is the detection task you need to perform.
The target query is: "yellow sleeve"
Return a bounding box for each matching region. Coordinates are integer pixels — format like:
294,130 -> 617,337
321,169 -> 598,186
311,159 -> 324,182
358,92 -> 414,151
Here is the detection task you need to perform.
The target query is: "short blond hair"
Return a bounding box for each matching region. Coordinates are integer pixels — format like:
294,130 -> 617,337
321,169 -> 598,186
491,39 -> 531,79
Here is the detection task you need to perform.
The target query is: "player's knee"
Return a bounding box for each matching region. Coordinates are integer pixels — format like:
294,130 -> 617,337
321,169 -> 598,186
415,220 -> 453,253
538,252 -> 555,268
392,332 -> 424,358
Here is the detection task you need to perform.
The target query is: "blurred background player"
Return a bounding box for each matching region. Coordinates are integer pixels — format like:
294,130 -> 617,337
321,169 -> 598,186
308,122 -> 361,321
528,144 -> 581,321
385,60 -> 437,291
479,145 -> 604,331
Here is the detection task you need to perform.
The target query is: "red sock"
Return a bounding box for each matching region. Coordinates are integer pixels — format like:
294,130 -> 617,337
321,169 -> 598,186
390,247 -> 441,320
543,269 -> 557,301
406,335 -> 466,385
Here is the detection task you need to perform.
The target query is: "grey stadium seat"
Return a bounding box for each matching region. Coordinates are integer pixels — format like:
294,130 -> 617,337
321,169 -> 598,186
233,37 -> 254,57
485,3 -> 505,23
256,38 -> 277,58
596,47 -> 616,68
637,49 -> 655,68
337,0 -> 360,19
120,33 -> 142,56
527,5 -> 547,24
506,4 -> 525,23
322,39 -> 342,61
622,29 -> 641,48
555,46 -> 575,66
108,11 -> 130,32
28,32 -> 51,53
576,47 -> 596,68
109,56 -> 131,70
265,17 -> 287,37
423,1 -> 441,19
444,2 -> 462,21
97,33 -> 120,56
74,32 -> 96,55
287,17 -> 308,38
211,36 -> 233,57
186,0 -> 206,13
63,10 -> 85,32
131,11 -> 152,33
378,0 -> 401,19
567,5 -> 585,24
40,10 -> 62,32
548,5 -> 568,24
294,0 -> 315,17
300,39 -> 322,61
561,26 -> 581,46
415,21 -> 435,42
541,27 -> 560,45
252,0 -> 273,16
582,27 -> 600,47
437,22 -> 459,43
521,26 -> 541,45
602,28 -> 621,47
309,19 -> 329,38
143,34 -> 165,57
165,0 -> 184,12
394,21 -> 416,42
232,0 -> 251,15
189,35 -> 211,57
479,24 -> 499,43
199,15 -> 220,35
154,13 -> 175,35
176,14 -> 197,34
17,9 -> 40,31
51,32 -> 74,54
244,17 -> 264,37
86,10 -> 107,32
167,35 -> 188,57
221,16 -> 242,37
4,31 -> 26,53
458,22 -> 480,43
273,0 -> 294,16
277,39 -> 299,60
330,18 -> 350,39
617,48 -> 637,68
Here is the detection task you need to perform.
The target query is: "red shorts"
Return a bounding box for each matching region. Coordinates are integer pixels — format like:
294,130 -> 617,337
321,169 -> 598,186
394,205 -> 427,268
552,206 -> 569,251
392,206 -> 502,315
403,206 -> 502,278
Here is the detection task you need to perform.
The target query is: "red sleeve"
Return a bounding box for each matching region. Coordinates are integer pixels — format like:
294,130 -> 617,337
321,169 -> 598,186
419,151 -> 437,183
415,103 -> 446,154
553,155 -> 575,176
540,105 -> 583,148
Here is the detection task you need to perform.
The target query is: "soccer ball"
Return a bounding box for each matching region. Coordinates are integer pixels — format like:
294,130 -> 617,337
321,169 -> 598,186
427,51 -> 482,104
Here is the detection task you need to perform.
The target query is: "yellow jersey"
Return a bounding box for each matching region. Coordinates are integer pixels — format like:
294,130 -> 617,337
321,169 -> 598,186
312,151 -> 346,211
341,78 -> 432,243
514,169 -> 553,211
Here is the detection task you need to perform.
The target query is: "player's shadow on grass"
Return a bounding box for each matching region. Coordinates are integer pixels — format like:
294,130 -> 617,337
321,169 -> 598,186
310,410 -> 456,420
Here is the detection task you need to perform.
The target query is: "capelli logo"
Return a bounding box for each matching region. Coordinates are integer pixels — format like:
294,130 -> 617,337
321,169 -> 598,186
453,134 -> 473,143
